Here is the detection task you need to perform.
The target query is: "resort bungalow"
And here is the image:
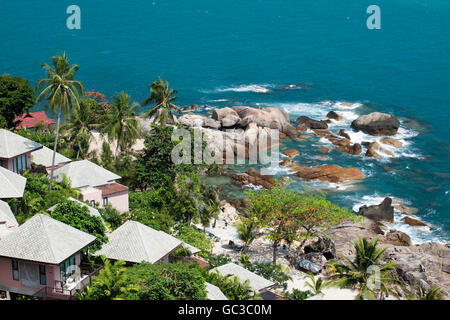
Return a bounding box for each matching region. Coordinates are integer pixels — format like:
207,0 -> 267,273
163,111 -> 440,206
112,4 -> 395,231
209,263 -> 276,297
31,146 -> 71,173
0,129 -> 43,174
94,221 -> 184,264
205,282 -> 228,300
0,214 -> 97,300
15,111 -> 56,130
52,159 -> 129,212
0,200 -> 18,238
0,166 -> 27,199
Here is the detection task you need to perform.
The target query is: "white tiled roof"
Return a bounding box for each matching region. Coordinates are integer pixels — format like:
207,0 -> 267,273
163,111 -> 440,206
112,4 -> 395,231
0,200 -> 18,227
95,221 -> 182,264
205,282 -> 228,300
0,166 -> 27,199
0,214 -> 96,264
0,129 -> 42,158
53,160 -> 121,188
209,263 -> 275,292
31,146 -> 71,168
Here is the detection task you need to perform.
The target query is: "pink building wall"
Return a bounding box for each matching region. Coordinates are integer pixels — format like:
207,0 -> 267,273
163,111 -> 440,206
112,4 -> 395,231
81,189 -> 103,208
105,191 -> 129,213
0,252 -> 82,296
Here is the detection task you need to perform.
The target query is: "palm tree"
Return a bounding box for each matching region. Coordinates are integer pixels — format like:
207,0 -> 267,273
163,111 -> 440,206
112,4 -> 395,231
105,91 -> 141,158
36,52 -> 84,190
304,273 -> 325,296
79,256 -> 135,300
237,218 -> 257,253
413,284 -> 445,300
327,237 -> 398,300
66,98 -> 98,158
141,77 -> 181,126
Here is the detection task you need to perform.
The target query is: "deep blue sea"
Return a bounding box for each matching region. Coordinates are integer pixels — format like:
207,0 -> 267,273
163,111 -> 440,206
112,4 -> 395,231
1,0 -> 449,243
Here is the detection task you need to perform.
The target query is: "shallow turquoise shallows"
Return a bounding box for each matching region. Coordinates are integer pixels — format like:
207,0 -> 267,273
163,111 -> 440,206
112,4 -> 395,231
1,0 -> 449,242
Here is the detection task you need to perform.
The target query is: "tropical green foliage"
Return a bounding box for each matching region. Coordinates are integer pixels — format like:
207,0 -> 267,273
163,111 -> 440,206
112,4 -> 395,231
0,74 -> 35,129
141,77 -> 181,127
50,200 -> 107,250
245,184 -> 357,264
327,237 -> 398,300
207,253 -> 232,269
104,91 -> 141,158
243,261 -> 292,290
411,284 -> 445,300
284,288 -> 312,300
98,203 -> 123,231
304,273 -> 325,296
79,257 -> 132,300
175,224 -> 213,258
122,262 -> 207,300
36,52 -> 84,190
236,217 -> 257,253
206,270 -> 260,300
7,171 -> 78,224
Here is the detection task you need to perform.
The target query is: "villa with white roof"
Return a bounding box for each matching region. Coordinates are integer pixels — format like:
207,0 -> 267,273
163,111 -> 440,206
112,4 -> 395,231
31,145 -> 72,173
0,214 -> 97,300
0,166 -> 27,199
0,129 -> 42,174
52,160 -> 129,213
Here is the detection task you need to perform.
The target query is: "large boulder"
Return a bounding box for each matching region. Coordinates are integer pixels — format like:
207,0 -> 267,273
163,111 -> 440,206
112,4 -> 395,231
212,107 -> 239,121
402,216 -> 428,227
296,116 -> 328,129
358,197 -> 394,223
232,106 -> 291,132
351,112 -> 400,136
384,230 -> 412,246
304,237 -> 336,260
232,168 -> 277,189
292,164 -> 365,183
221,114 -> 240,127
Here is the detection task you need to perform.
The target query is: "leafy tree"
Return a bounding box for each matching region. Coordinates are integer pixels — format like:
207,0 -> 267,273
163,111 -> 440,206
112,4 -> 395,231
122,262 -> 207,300
104,91 -> 141,158
327,237 -> 398,300
98,203 -> 123,231
284,288 -> 312,300
175,224 -> 212,258
0,74 -> 35,129
206,253 -> 232,269
79,257 -> 133,300
245,184 -> 356,264
36,52 -> 84,190
243,261 -> 292,290
50,200 -> 107,250
206,270 -> 260,300
7,171 -> 78,224
141,77 -> 181,127
126,207 -> 175,234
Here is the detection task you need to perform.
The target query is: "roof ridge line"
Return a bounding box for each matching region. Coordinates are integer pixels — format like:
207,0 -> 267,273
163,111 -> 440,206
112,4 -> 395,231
135,221 -> 152,262
39,214 -> 58,262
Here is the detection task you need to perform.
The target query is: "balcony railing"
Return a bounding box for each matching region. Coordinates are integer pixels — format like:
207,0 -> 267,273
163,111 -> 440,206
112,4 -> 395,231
34,264 -> 103,300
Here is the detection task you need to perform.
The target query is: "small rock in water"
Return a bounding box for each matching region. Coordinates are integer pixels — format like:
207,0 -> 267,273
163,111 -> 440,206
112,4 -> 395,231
327,111 -> 345,121
320,146 -> 332,154
402,216 -> 428,227
282,149 -> 300,158
380,138 -> 403,148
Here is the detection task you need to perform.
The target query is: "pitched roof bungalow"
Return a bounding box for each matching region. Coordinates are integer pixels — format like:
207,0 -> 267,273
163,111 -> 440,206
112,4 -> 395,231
94,221 -> 184,264
31,146 -> 71,172
15,111 -> 56,130
0,200 -> 18,238
53,160 -> 129,213
0,214 -> 97,300
209,263 -> 275,293
205,282 -> 228,300
0,166 -> 27,199
0,129 -> 42,174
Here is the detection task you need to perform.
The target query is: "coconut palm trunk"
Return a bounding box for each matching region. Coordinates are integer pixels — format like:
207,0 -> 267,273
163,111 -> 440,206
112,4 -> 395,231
48,106 -> 61,191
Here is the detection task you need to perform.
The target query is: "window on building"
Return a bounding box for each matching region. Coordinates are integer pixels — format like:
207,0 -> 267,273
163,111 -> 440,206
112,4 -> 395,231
13,155 -> 27,173
12,260 -> 19,281
59,255 -> 76,282
103,197 -> 108,206
90,200 -> 96,207
39,265 -> 46,285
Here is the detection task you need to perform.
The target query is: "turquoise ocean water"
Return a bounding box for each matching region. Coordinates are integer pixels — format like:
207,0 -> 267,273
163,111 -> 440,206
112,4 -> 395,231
1,0 -> 449,242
